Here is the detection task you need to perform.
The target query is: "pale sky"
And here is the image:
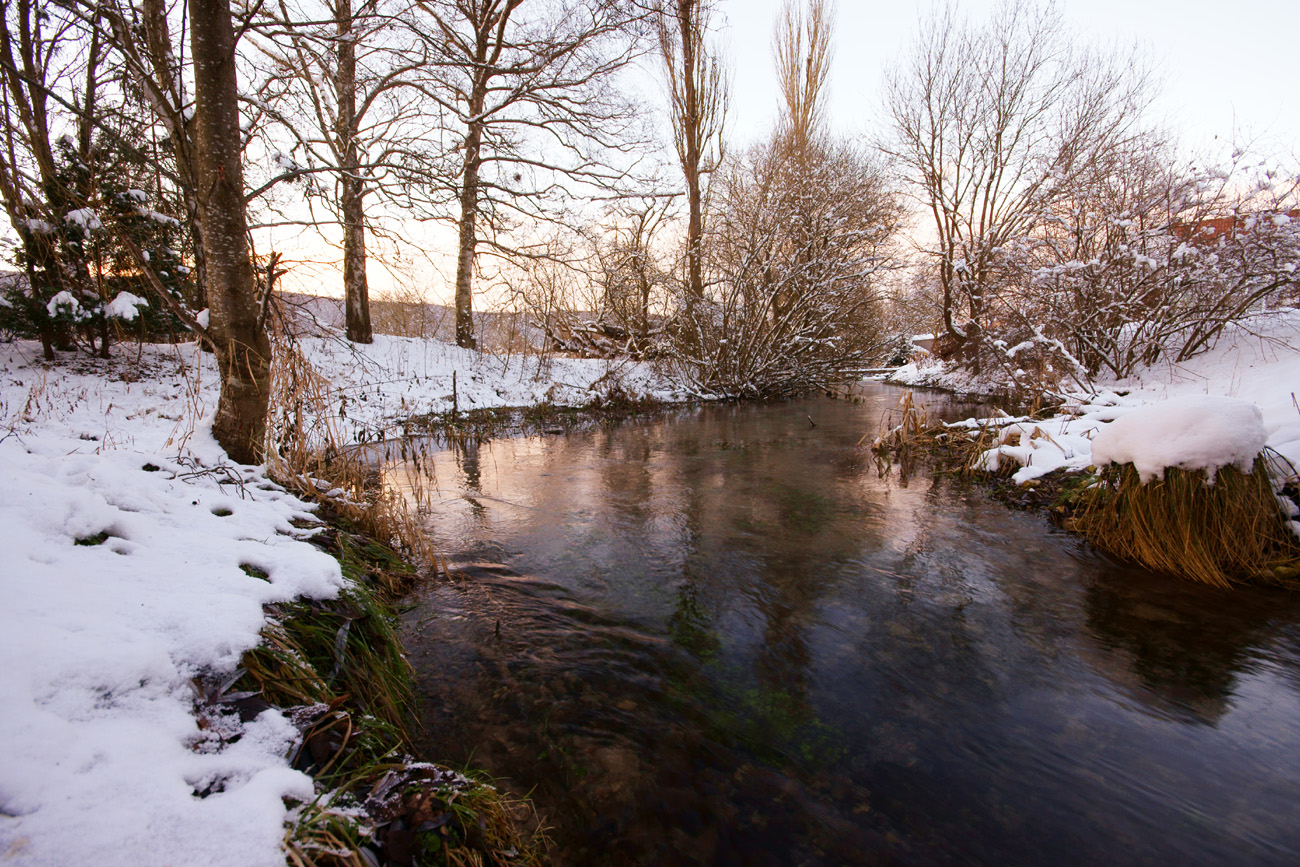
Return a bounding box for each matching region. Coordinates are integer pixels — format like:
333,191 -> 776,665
715,0 -> 1300,156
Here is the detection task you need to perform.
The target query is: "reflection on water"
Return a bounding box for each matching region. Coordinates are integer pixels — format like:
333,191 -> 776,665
396,386 -> 1300,866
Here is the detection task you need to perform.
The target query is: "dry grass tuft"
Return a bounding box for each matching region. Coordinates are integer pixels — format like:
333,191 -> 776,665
868,390 -> 930,480
370,284 -> 449,340
1068,454 -> 1300,587
262,307 -> 434,568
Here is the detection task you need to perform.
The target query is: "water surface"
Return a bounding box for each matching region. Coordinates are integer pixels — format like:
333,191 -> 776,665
397,386 -> 1300,865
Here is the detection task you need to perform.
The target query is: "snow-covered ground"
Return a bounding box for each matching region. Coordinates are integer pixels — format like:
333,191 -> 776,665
0,333 -> 684,866
299,332 -> 689,442
891,311 -> 1300,523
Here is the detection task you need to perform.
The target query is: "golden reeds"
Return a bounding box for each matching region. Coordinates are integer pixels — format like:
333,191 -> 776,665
1069,455 -> 1300,587
868,390 -> 930,480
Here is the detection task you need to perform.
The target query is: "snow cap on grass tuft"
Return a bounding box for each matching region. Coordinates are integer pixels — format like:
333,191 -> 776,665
1091,395 -> 1268,483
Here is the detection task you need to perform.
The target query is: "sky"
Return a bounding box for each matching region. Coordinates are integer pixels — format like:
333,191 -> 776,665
714,0 -> 1300,156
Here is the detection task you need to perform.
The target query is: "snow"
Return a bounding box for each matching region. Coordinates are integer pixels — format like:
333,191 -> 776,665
925,310 -> 1300,490
19,218 -> 54,235
0,346 -> 344,866
0,325 -> 689,866
1090,396 -> 1268,482
45,290 -> 85,320
138,208 -> 181,228
64,208 -> 102,232
299,333 -> 687,442
272,152 -> 302,174
105,292 -> 148,321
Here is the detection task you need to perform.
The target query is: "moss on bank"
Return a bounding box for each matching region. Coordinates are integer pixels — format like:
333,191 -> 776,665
204,507 -> 547,867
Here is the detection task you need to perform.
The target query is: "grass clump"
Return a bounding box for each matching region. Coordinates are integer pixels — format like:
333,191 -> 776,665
1067,456 -> 1300,587
866,390 -> 1300,587
247,310 -> 546,862
219,520 -> 546,866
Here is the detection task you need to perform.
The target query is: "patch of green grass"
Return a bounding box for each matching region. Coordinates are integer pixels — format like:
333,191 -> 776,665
233,522 -> 547,866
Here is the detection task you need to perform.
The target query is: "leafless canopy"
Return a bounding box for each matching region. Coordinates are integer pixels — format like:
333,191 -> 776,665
409,0 -> 645,349
655,0 -> 727,303
883,0 -> 1153,372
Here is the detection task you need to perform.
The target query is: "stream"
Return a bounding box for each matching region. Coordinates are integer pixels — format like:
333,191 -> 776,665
395,384 -> 1300,866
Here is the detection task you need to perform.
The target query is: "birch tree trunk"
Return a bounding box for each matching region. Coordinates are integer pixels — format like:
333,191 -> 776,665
453,111 -> 484,350
446,0 -> 503,352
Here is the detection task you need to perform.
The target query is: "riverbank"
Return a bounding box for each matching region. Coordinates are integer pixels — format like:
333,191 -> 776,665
0,333 -> 683,865
878,310 -> 1300,578
887,310 -> 1300,476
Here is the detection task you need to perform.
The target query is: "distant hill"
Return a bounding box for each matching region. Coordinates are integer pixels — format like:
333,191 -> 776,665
276,291 -> 548,352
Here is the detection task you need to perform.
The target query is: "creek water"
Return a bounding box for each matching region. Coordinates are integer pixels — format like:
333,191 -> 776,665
395,384 -> 1300,866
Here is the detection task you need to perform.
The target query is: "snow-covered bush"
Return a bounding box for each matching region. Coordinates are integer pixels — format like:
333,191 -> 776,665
1057,397 -> 1299,586
913,151 -> 1300,395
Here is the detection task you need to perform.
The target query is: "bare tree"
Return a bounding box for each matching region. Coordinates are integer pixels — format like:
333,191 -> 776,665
773,0 -> 829,157
655,0 -> 726,304
518,197 -> 674,356
0,0 -> 82,359
247,0 -> 434,344
768,0 -> 831,324
883,0 -> 1152,372
662,0 -> 901,395
593,196 -> 673,349
190,0 -> 273,462
412,0 -> 642,349
1020,144 -> 1300,384
683,136 -> 901,396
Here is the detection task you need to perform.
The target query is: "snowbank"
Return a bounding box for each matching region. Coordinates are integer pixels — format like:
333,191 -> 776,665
0,355 -> 342,866
300,332 -> 688,442
938,310 -> 1300,489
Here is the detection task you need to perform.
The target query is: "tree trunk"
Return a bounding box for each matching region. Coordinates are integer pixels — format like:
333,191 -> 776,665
453,120 -> 482,350
677,0 -> 705,303
189,0 -> 272,464
141,0 -> 208,311
337,0 -> 372,343
342,175 -> 371,343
